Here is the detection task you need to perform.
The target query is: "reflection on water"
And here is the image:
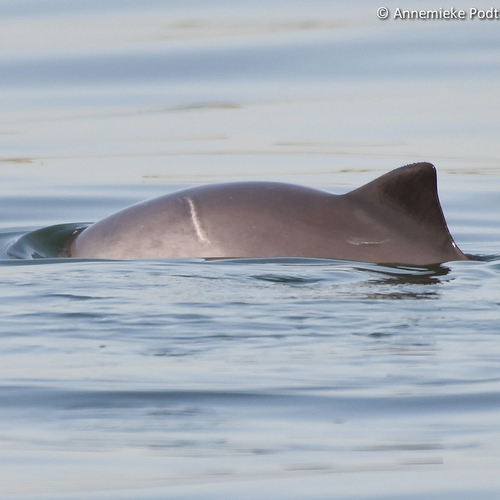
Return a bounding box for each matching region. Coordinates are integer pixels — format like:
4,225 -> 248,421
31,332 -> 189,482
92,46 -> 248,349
358,264 -> 450,300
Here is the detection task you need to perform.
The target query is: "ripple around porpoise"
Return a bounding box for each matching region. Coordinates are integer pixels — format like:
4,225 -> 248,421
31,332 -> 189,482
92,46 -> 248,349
0,223 -> 494,274
4,223 -> 88,259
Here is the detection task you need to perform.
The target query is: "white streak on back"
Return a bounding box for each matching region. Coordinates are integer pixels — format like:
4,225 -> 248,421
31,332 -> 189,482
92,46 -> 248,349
347,238 -> 388,246
184,197 -> 210,244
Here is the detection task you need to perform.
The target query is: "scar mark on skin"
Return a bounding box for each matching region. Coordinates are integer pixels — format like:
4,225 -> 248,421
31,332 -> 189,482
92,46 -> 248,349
347,238 -> 388,246
185,197 -> 210,244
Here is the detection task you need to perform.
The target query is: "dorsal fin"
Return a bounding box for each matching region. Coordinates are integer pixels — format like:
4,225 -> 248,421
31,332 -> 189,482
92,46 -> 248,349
347,162 -> 447,231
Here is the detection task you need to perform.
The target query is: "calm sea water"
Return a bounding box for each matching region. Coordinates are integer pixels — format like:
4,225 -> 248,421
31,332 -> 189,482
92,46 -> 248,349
1,1 -> 500,498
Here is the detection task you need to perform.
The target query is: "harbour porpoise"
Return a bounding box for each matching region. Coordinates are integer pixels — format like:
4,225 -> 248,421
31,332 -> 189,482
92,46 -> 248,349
64,162 -> 467,265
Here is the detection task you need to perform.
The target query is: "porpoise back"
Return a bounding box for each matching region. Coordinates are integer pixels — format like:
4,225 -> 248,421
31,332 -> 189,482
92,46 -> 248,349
66,162 -> 467,265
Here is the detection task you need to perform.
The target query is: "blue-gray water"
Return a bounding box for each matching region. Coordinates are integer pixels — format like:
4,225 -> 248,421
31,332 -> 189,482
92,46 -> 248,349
1,1 -> 500,498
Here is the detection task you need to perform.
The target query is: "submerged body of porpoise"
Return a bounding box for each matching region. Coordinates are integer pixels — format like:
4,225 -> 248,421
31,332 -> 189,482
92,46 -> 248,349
64,162 -> 468,265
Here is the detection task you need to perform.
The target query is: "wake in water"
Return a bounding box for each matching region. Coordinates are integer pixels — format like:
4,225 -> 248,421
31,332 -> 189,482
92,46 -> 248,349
1,222 -> 495,282
4,223 -> 87,259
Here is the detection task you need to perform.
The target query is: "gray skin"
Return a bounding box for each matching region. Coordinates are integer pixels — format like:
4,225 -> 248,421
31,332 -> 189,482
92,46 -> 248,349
66,162 -> 468,265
